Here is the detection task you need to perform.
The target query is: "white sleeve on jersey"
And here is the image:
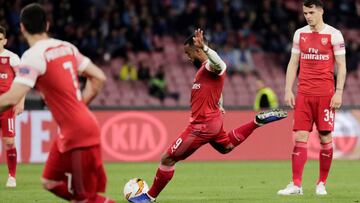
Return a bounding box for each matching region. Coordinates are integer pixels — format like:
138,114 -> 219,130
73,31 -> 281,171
291,29 -> 300,54
203,45 -> 227,75
9,52 -> 20,67
13,50 -> 46,88
332,30 -> 346,56
64,42 -> 91,74
73,46 -> 91,74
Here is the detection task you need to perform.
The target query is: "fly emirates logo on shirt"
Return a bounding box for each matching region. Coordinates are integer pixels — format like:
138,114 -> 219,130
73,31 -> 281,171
301,48 -> 330,61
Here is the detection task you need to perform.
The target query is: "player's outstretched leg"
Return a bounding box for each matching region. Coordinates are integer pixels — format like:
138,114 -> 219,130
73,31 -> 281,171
226,109 -> 288,149
254,109 -> 288,126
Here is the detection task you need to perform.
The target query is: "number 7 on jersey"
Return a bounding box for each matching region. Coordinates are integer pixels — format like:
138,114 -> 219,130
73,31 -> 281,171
63,61 -> 82,101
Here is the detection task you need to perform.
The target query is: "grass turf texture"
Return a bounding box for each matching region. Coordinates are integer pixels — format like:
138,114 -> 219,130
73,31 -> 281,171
0,161 -> 359,203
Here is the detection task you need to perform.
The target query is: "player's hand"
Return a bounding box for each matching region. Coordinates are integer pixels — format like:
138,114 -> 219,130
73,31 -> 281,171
14,102 -> 24,115
220,106 -> 226,114
330,91 -> 342,109
285,90 -> 295,108
193,28 -> 205,49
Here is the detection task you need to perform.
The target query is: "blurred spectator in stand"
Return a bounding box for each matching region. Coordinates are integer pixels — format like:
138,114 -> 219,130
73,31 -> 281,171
82,28 -> 100,60
346,40 -> 359,73
219,43 -> 239,76
119,57 -> 138,81
176,1 -> 197,35
138,60 -> 151,82
232,9 -> 248,31
149,65 -> 179,103
253,79 -> 279,111
212,23 -> 227,46
141,26 -> 155,52
106,27 -> 127,58
238,40 -> 256,76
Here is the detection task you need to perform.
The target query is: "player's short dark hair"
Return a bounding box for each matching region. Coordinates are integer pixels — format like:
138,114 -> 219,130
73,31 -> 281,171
184,35 -> 195,46
20,3 -> 47,34
184,34 -> 208,46
0,25 -> 6,37
303,0 -> 324,8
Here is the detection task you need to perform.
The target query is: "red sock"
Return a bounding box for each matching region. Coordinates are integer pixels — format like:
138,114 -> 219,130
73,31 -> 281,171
91,194 -> 116,203
292,141 -> 308,187
318,142 -> 333,184
6,147 -> 17,177
148,165 -> 175,198
228,121 -> 258,147
48,182 -> 73,201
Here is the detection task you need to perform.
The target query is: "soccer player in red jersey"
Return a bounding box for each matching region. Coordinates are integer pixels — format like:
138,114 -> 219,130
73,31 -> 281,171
129,29 -> 288,203
277,0 -> 346,196
0,4 -> 115,203
0,25 -> 24,188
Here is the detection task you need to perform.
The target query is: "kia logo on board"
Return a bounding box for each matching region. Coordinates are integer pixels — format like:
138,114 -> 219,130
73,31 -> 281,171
101,112 -> 167,161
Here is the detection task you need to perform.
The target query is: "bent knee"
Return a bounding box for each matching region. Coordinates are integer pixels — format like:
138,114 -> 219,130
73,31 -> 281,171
318,131 -> 332,143
160,153 -> 177,166
219,146 -> 234,154
2,138 -> 15,148
41,178 -> 61,190
319,131 -> 331,136
294,131 -> 309,142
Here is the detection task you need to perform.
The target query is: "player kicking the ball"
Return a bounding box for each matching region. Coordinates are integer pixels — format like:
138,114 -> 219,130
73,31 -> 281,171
129,29 -> 288,203
0,4 -> 115,203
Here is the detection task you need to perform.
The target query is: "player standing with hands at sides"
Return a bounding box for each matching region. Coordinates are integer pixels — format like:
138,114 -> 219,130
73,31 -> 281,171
129,29 -> 288,203
0,25 -> 24,188
277,0 -> 346,196
0,4 -> 116,203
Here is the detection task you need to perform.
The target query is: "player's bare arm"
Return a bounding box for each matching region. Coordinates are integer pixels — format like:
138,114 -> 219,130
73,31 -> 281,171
0,83 -> 30,113
330,55 -> 346,109
13,95 -> 26,115
193,28 -> 226,75
284,53 -> 300,108
80,62 -> 106,105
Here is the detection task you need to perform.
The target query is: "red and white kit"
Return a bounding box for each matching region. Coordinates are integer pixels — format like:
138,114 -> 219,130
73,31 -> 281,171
291,24 -> 345,131
0,49 -> 20,137
167,61 -> 229,161
13,38 -> 106,197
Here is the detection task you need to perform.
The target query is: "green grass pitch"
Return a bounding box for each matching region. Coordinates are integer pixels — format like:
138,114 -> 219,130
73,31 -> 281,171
0,161 -> 359,202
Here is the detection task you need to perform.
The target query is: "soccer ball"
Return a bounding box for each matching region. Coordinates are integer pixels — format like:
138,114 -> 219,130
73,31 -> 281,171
123,178 -> 149,200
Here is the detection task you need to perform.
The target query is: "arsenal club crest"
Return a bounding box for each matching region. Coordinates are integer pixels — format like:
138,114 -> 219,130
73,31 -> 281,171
321,37 -> 328,45
0,58 -> 7,64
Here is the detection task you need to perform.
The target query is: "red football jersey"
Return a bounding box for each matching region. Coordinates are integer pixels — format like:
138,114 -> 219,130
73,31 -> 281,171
14,38 -> 100,152
190,61 -> 225,123
292,24 -> 346,96
0,49 -> 20,93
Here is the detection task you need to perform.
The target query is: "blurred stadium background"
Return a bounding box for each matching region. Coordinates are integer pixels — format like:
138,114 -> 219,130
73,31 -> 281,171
2,0 -> 359,108
0,0 -> 360,202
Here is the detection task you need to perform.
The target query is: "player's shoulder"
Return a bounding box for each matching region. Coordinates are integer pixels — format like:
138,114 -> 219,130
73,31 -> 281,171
295,25 -> 312,34
0,49 -> 19,58
23,38 -> 68,59
322,24 -> 342,35
20,39 -> 63,72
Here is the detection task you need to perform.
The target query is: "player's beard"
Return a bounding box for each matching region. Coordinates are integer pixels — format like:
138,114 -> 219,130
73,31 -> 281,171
193,58 -> 202,69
